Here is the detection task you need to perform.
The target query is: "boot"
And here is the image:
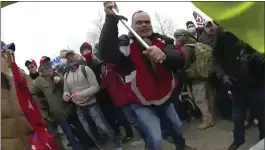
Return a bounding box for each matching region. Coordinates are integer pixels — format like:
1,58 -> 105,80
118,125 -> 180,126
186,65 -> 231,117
198,116 -> 215,130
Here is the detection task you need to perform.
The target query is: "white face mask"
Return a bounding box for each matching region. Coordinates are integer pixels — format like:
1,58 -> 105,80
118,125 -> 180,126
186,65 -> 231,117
188,27 -> 196,34
60,58 -> 67,64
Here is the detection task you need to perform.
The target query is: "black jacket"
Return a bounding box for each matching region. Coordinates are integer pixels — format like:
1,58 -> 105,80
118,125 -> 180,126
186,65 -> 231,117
213,27 -> 264,88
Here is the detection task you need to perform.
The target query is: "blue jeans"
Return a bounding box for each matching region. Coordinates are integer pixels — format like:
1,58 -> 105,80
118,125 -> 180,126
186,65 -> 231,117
122,102 -> 185,150
231,84 -> 265,144
56,119 -> 83,150
79,103 -> 121,148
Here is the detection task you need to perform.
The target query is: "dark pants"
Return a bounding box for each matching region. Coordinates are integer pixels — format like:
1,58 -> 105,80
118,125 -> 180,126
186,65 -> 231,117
47,122 -> 66,150
231,84 -> 265,144
79,103 -> 121,148
116,107 -> 134,137
214,76 -> 232,119
67,110 -> 97,149
122,103 -> 185,150
56,119 -> 83,150
97,89 -> 121,136
98,89 -> 134,138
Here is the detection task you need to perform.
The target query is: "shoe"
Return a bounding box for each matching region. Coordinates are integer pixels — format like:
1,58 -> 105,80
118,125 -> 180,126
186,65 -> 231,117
245,121 -> 254,129
198,121 -> 215,130
164,136 -> 174,143
228,142 -> 244,150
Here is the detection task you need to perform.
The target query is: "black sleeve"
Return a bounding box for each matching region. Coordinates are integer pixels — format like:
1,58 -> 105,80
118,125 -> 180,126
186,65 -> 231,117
161,36 -> 185,71
212,27 -> 227,77
99,15 -> 121,64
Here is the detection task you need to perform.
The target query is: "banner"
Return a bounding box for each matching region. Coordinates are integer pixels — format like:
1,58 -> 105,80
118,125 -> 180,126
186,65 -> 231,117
193,11 -> 206,28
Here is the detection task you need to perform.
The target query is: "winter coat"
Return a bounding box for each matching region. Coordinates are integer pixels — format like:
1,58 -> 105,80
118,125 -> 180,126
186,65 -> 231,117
1,71 -> 33,150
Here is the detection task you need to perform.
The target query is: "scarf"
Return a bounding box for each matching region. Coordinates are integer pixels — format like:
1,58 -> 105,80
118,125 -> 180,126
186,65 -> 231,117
30,72 -> 40,80
82,52 -> 93,62
65,61 -> 80,73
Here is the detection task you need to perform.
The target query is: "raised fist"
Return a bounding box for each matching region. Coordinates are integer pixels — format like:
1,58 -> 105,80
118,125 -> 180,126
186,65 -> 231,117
103,2 -> 118,15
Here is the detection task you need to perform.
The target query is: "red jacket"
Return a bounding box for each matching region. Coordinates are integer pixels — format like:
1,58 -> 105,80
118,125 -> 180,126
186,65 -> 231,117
122,38 -> 177,105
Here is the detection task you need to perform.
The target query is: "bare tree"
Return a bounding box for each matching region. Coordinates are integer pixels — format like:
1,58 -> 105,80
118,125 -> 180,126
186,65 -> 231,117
86,11 -> 105,47
153,12 -> 176,37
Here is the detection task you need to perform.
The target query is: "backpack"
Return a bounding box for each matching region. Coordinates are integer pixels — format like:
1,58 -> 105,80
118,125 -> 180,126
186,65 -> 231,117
65,65 -> 87,80
184,43 -> 213,78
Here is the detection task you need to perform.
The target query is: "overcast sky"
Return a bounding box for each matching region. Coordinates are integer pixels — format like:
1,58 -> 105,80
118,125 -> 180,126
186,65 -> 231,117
1,2 -> 210,72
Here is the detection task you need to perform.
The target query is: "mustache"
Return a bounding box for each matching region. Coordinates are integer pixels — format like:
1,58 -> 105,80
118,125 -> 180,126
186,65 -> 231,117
140,27 -> 152,32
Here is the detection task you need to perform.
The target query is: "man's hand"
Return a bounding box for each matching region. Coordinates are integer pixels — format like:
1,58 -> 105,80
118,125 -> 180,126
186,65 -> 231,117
142,45 -> 166,64
103,2 -> 118,15
63,92 -> 71,102
71,93 -> 82,102
53,76 -> 60,84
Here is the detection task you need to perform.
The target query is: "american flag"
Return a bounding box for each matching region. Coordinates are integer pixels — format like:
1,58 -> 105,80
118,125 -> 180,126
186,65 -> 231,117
193,11 -> 206,28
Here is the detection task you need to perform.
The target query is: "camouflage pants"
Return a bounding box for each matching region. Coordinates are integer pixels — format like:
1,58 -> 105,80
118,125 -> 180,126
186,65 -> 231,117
192,80 -> 215,122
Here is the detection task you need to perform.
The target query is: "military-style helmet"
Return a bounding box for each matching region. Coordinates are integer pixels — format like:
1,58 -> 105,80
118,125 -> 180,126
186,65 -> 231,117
174,29 -> 190,38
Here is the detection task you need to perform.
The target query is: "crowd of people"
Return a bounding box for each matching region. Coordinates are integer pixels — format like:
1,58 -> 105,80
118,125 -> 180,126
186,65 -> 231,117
1,2 -> 265,150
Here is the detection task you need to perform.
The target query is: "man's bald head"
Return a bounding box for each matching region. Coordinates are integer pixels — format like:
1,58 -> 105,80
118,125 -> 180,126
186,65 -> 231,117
131,11 -> 153,38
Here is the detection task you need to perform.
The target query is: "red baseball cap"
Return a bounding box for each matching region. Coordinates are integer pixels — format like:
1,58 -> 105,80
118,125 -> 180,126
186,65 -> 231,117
39,56 -> 51,66
25,59 -> 37,67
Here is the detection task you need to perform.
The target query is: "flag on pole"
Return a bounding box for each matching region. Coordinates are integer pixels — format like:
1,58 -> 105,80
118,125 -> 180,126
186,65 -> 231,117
193,11 -> 206,28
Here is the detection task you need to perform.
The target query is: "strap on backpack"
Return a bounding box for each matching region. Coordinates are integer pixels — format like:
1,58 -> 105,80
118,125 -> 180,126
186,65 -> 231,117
81,65 -> 88,80
65,65 -> 88,81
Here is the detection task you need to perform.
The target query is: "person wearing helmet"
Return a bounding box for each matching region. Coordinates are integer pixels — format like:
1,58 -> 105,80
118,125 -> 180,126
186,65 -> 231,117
174,29 -> 215,130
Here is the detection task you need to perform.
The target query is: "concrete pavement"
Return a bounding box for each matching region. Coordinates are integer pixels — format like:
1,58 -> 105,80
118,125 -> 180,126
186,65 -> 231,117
122,119 -> 259,150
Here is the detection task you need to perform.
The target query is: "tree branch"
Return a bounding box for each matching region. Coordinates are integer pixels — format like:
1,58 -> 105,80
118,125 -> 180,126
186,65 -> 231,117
153,12 -> 176,37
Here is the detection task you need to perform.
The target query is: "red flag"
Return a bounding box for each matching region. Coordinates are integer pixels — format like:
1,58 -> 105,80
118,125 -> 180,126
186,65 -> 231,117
11,62 -> 59,150
11,62 -> 46,131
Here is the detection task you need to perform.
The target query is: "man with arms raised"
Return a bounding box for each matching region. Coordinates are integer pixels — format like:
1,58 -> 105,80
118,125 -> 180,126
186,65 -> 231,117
99,2 -> 196,150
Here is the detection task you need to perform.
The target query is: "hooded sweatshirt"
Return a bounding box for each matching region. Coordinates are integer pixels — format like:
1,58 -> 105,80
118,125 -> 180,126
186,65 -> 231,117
64,65 -> 99,106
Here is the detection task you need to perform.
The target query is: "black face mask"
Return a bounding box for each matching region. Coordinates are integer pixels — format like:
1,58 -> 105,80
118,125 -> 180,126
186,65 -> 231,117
30,72 -> 40,80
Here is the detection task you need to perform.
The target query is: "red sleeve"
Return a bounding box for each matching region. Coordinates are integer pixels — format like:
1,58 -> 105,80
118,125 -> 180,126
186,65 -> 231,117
176,43 -> 185,56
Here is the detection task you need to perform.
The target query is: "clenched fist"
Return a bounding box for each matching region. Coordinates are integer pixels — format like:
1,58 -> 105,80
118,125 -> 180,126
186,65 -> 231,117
142,45 -> 166,63
103,2 -> 118,15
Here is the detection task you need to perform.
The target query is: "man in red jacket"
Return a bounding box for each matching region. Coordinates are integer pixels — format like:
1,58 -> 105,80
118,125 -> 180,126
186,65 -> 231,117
99,2 -> 196,150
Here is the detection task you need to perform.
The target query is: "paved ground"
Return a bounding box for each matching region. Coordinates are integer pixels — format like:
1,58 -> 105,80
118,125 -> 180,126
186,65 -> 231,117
122,119 -> 259,150
61,119 -> 259,150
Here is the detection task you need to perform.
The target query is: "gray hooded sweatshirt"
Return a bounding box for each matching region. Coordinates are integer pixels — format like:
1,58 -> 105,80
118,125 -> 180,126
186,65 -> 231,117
64,65 -> 99,106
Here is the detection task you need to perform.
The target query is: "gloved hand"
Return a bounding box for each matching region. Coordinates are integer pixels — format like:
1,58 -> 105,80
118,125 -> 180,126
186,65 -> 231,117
222,75 -> 234,85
